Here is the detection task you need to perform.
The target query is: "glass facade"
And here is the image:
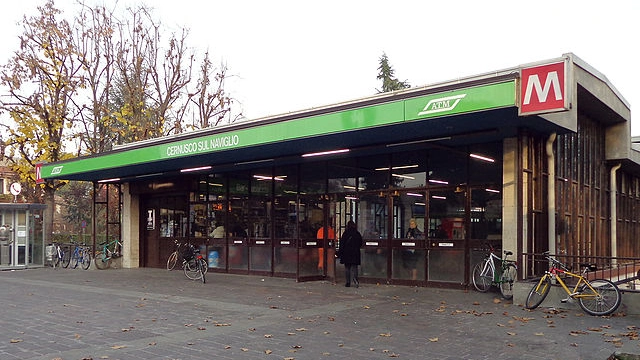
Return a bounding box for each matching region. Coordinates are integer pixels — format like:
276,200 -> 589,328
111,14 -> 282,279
137,141 -> 504,285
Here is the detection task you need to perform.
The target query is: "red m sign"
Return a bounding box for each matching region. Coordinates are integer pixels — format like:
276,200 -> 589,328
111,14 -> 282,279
520,61 -> 567,115
35,163 -> 44,184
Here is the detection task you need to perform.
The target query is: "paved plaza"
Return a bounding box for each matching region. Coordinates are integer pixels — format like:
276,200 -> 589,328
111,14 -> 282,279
1,267 -> 639,359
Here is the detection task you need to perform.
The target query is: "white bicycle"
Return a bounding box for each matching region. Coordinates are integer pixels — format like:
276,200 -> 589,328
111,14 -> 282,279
472,245 -> 517,299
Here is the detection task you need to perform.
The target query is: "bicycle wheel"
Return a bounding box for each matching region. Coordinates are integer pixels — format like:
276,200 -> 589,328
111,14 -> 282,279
499,264 -> 517,300
578,279 -> 621,316
472,261 -> 493,292
184,259 -> 202,280
70,251 -> 79,269
94,251 -> 111,270
81,249 -> 92,270
200,258 -> 208,274
199,258 -> 206,284
167,251 -> 178,270
53,249 -> 61,268
61,248 -> 72,268
525,275 -> 551,309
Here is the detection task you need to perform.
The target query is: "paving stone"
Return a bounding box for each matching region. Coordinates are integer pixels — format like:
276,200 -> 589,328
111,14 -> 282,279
1,267 -> 638,359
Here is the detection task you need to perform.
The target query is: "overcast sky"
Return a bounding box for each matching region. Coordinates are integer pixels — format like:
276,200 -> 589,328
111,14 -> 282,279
1,0 -> 638,133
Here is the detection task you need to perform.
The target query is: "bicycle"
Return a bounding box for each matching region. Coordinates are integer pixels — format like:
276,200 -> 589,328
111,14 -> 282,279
94,238 -> 123,270
182,244 -> 207,283
167,239 -> 185,270
69,242 -> 92,270
525,252 -> 622,316
472,245 -> 518,299
51,242 -> 71,269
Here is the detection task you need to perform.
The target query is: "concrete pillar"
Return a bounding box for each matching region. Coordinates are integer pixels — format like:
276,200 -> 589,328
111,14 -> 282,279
121,183 -> 140,268
502,138 -> 520,258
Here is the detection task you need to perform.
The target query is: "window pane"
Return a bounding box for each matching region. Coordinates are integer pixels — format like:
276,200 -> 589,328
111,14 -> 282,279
391,151 -> 427,189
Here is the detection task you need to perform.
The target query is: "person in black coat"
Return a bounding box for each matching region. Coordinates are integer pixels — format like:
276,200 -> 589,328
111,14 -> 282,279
336,220 -> 363,287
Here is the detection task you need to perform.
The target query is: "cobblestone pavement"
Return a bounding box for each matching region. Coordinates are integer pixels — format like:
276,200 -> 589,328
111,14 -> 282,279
1,267 -> 638,360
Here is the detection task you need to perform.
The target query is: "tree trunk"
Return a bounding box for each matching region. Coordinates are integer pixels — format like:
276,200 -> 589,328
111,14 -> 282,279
44,186 -> 56,243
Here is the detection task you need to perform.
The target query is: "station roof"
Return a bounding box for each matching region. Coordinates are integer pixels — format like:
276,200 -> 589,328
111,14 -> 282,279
39,53 -> 634,182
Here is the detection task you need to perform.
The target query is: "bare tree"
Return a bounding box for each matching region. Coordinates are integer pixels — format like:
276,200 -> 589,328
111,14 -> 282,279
186,52 -> 240,129
148,27 -> 194,135
72,2 -> 118,154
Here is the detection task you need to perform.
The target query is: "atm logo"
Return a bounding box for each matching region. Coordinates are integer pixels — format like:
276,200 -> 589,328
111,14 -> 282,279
51,166 -> 64,175
520,61 -> 567,115
418,94 -> 467,116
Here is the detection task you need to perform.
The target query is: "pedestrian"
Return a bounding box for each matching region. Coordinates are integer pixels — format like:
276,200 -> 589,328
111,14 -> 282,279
336,220 -> 363,287
402,218 -> 423,280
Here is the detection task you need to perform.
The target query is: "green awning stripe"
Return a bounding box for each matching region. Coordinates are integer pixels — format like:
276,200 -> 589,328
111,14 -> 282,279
41,81 -> 515,179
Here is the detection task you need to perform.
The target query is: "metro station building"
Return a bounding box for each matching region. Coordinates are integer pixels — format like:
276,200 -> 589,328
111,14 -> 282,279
40,53 -> 639,286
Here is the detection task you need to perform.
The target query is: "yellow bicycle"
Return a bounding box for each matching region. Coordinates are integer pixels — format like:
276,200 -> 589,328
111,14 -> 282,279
525,252 -> 621,316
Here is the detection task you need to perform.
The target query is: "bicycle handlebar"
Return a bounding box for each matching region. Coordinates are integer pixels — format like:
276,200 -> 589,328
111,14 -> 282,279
541,251 -> 570,271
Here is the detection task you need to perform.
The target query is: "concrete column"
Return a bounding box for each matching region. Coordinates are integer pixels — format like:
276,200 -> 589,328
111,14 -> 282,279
121,183 -> 140,268
502,138 -> 519,258
546,133 -> 557,256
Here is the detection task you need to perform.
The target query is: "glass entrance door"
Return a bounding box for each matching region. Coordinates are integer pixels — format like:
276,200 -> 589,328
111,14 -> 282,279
0,209 -> 31,267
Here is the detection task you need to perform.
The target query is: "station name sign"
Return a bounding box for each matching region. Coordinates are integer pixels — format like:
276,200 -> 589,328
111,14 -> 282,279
165,134 -> 240,157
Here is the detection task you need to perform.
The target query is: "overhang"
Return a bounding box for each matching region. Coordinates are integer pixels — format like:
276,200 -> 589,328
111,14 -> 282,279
39,53 -> 632,183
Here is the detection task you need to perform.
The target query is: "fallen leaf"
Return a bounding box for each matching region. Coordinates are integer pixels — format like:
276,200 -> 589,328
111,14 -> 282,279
224,345 -> 231,349
111,345 -> 126,349
493,298 -> 502,304
428,337 -> 438,342
197,327 -> 206,330
507,332 -> 517,336
295,328 -> 307,332
292,345 -> 302,349
512,316 -> 535,323
241,348 -> 248,351
264,334 -> 273,338
10,339 -> 22,343
265,349 -> 272,354
379,332 -> 392,337
535,332 -> 544,336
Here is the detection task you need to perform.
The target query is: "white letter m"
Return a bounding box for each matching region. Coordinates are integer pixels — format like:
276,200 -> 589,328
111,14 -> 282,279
523,71 -> 562,105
